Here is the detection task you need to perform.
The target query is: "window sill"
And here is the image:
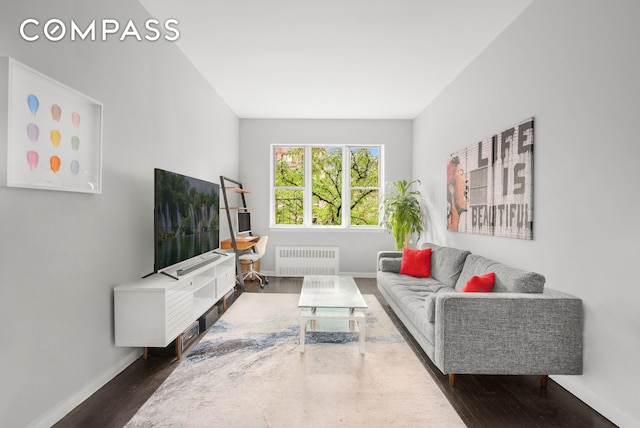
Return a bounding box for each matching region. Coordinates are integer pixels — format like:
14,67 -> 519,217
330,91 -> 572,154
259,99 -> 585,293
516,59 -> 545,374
269,225 -> 385,233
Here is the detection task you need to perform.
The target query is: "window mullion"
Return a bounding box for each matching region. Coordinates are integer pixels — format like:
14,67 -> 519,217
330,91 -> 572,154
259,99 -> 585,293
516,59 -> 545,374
269,145 -> 275,226
303,146 -> 313,227
343,146 -> 350,227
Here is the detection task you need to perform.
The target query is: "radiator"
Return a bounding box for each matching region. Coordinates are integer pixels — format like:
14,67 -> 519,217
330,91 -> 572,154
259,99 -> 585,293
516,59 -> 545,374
275,246 -> 340,277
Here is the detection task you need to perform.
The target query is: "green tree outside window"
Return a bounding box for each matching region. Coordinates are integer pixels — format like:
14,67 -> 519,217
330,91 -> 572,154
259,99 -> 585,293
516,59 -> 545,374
273,145 -> 381,227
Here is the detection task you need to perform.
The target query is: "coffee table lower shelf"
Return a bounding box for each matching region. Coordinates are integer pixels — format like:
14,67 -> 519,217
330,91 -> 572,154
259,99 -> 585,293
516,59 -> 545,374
299,308 -> 366,354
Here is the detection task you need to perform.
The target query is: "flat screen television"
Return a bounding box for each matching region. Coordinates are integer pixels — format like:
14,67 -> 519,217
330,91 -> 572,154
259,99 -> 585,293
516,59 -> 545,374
154,168 -> 220,272
237,211 -> 252,235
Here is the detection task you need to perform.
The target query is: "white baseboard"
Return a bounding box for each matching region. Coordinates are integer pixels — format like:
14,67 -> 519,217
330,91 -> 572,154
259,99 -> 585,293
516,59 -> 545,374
552,375 -> 638,428
28,349 -> 141,428
260,271 -> 376,279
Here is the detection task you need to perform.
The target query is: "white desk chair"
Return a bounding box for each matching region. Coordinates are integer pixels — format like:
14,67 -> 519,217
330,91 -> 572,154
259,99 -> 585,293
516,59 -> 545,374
239,235 -> 269,288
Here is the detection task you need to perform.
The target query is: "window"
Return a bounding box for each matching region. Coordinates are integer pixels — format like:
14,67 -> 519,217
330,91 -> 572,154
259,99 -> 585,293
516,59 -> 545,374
273,147 -> 304,225
272,145 -> 383,228
349,147 -> 380,225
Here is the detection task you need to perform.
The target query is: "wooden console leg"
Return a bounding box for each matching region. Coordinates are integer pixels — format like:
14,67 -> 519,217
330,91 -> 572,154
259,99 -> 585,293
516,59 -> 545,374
222,296 -> 227,312
449,374 -> 456,386
175,335 -> 182,360
540,375 -> 548,388
143,347 -> 148,360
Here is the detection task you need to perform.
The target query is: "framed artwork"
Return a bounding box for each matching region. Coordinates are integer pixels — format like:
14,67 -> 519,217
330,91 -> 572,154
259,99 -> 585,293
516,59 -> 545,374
7,58 -> 103,193
447,117 -> 534,240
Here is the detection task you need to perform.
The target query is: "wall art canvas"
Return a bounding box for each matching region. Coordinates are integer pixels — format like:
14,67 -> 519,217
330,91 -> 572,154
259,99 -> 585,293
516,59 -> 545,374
6,58 -> 103,193
447,117 -> 534,239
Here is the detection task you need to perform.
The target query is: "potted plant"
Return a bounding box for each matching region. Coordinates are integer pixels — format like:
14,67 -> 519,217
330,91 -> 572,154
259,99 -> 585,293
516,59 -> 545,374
381,179 -> 424,250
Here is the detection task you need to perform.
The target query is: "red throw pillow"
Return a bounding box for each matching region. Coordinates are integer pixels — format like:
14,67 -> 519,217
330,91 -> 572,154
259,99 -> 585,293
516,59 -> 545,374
399,248 -> 432,278
461,272 -> 495,292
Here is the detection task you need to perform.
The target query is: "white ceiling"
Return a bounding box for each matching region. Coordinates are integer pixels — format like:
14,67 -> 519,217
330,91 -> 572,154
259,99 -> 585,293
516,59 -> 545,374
139,0 -> 532,119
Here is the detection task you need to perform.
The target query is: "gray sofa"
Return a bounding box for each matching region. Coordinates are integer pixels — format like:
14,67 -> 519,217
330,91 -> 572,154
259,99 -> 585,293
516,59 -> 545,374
377,242 -> 583,387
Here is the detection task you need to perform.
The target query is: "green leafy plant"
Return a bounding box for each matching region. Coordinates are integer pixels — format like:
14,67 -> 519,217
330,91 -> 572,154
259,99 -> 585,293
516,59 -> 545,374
381,179 -> 424,250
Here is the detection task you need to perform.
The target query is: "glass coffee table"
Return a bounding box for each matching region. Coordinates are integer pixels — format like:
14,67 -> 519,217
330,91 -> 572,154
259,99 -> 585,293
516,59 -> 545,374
298,275 -> 368,354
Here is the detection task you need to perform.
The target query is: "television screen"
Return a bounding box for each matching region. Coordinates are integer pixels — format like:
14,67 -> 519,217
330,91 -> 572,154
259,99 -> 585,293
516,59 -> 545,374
154,168 -> 220,272
237,211 -> 251,235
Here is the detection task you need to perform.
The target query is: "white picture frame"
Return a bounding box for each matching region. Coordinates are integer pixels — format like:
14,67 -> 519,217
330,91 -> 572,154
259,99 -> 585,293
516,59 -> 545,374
6,58 -> 103,193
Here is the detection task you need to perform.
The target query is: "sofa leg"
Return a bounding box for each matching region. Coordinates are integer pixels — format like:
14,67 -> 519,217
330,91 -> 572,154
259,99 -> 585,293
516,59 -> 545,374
540,375 -> 548,388
449,374 -> 456,386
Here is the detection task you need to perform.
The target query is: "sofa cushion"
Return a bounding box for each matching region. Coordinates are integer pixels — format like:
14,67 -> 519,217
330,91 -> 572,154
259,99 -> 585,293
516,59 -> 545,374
400,247 -> 432,278
378,271 -> 453,344
421,243 -> 470,287
455,254 -> 545,293
461,272 -> 495,292
379,257 -> 402,273
378,271 -> 443,293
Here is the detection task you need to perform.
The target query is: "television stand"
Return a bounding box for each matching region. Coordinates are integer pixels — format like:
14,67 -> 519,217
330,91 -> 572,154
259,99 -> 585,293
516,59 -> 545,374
114,252 -> 235,359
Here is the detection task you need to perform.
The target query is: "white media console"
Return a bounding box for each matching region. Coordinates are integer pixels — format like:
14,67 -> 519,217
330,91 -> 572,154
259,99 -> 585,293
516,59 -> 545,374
114,252 -> 235,359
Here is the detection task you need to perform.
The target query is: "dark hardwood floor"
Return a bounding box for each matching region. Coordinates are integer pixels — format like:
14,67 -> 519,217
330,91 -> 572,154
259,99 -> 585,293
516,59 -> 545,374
56,277 -> 616,428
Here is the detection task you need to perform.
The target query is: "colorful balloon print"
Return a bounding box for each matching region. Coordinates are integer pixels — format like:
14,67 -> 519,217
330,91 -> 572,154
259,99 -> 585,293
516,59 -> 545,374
51,104 -> 62,121
50,156 -> 61,173
27,123 -> 39,142
71,112 -> 80,128
50,130 -> 61,147
71,160 -> 80,176
71,136 -> 80,150
27,94 -> 39,115
27,151 -> 39,170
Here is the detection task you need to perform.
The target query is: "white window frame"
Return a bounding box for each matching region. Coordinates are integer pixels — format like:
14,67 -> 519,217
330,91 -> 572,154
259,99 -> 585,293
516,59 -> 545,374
270,144 -> 384,230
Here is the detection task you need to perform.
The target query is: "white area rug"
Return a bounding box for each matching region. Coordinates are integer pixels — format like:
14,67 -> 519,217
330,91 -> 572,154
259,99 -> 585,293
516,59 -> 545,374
126,293 -> 465,427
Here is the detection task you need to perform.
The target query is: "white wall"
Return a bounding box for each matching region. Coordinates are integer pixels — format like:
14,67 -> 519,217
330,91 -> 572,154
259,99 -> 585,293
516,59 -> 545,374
413,0 -> 640,426
239,119 -> 413,275
0,1 -> 238,427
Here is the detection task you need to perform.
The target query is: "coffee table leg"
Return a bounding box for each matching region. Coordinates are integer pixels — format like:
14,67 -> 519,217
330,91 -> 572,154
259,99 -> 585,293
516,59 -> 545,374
359,318 -> 366,354
349,308 -> 355,330
299,316 -> 306,353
